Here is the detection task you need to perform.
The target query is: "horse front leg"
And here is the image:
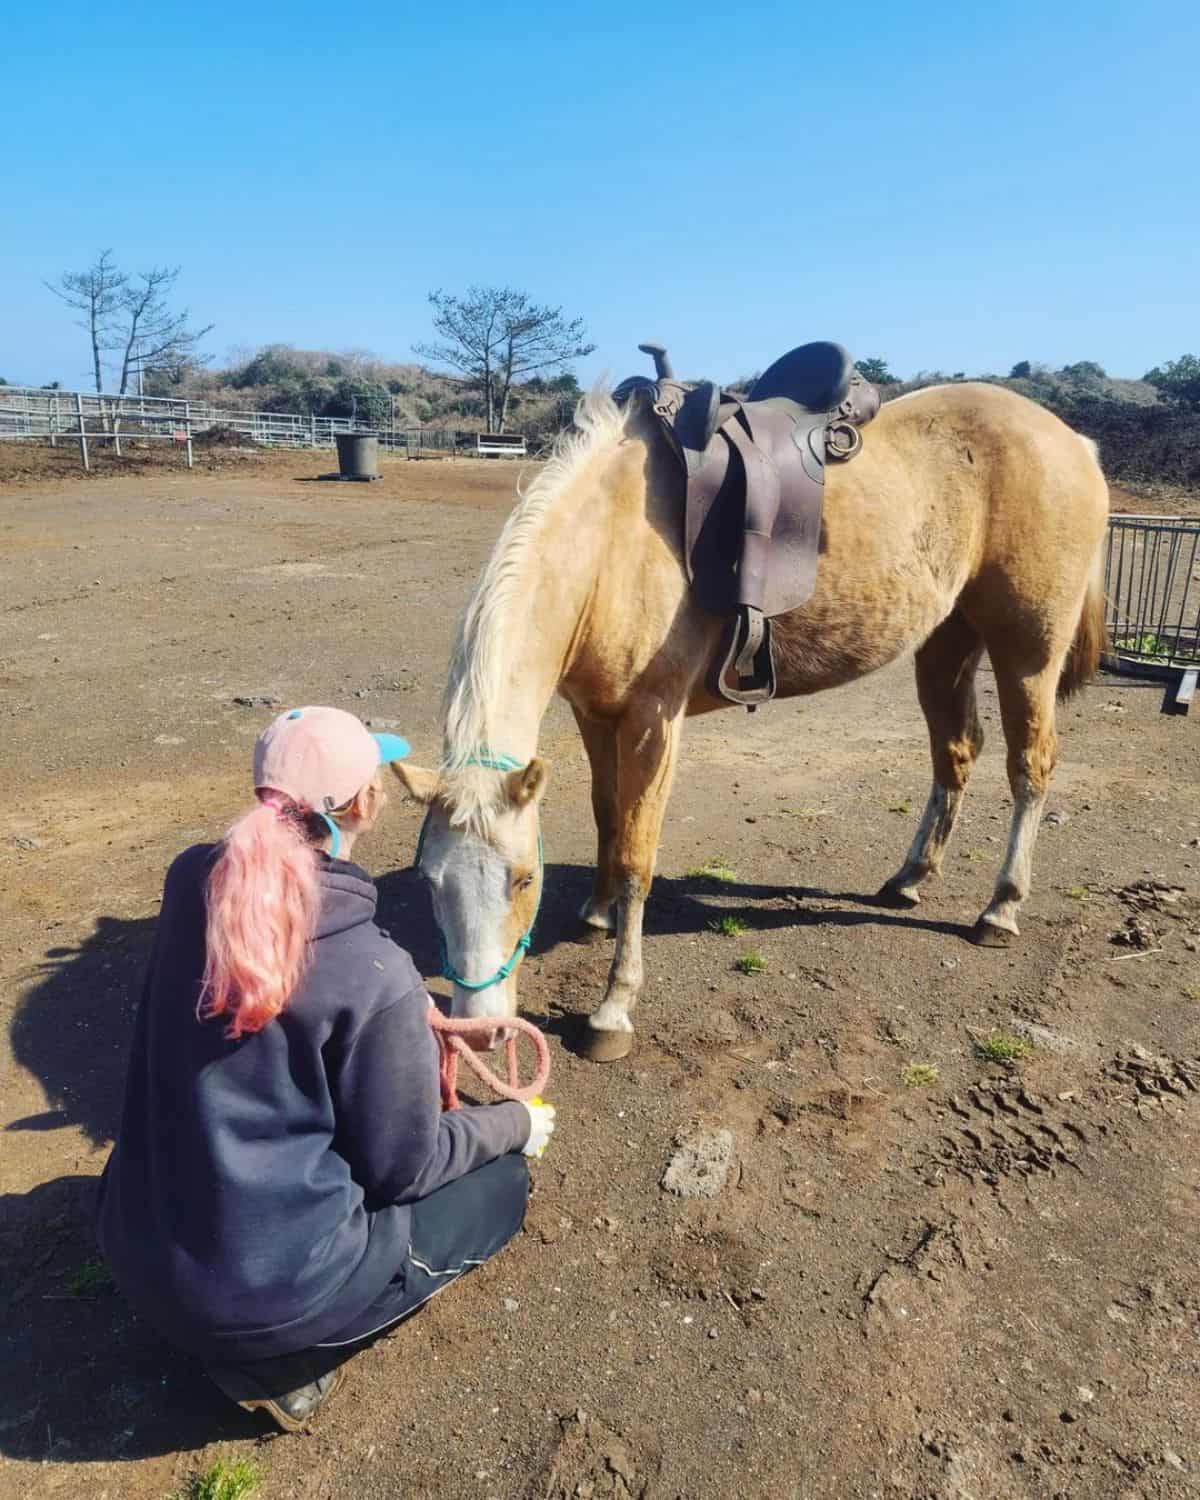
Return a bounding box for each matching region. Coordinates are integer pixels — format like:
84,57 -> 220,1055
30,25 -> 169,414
580,699 -> 683,1062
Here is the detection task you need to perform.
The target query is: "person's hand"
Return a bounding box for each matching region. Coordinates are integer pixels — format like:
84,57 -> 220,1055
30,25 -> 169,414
519,1097 -> 556,1158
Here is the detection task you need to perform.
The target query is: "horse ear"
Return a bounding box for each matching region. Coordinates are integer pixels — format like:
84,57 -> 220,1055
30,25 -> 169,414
506,758 -> 549,808
391,764 -> 439,803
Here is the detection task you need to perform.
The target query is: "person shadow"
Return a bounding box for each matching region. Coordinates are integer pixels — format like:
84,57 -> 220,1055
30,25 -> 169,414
4,912 -> 265,1463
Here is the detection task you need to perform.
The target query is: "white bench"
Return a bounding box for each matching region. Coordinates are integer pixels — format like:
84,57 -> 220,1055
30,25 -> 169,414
476,433 -> 527,458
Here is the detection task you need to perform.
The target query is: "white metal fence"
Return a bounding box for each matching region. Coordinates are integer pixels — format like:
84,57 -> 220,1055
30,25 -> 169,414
0,384 -> 474,469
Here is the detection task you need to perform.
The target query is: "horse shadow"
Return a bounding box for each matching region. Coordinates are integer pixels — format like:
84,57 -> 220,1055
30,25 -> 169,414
6,857 -> 963,1141
526,861 -> 969,953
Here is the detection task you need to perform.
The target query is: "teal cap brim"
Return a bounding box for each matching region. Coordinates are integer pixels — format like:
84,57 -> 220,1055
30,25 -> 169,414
373,732 -> 411,764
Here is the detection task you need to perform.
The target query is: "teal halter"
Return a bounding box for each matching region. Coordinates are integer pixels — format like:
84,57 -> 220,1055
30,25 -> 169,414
415,751 -> 544,992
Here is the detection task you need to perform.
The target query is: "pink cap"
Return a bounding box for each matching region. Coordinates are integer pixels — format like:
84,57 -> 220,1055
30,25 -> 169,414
253,706 -> 410,813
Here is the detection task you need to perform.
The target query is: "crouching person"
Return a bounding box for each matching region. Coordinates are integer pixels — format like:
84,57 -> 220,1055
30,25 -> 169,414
96,707 -> 556,1431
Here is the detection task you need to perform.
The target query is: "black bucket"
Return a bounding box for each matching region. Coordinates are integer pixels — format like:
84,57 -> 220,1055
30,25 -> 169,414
335,433 -> 380,480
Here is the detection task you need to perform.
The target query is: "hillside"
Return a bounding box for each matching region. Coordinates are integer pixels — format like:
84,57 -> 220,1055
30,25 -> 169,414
22,343 -> 1191,489
144,345 -> 581,442
880,365 -> 1200,488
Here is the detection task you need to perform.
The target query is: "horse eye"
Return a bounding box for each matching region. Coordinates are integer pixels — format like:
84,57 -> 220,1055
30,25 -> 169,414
515,873 -> 535,893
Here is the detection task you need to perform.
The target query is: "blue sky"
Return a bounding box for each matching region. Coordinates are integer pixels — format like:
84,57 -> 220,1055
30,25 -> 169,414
1,0 -> 1196,390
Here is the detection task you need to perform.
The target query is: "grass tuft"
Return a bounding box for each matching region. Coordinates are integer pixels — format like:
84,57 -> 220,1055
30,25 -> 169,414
171,1459 -> 261,1500
902,1062 -> 940,1088
66,1260 -> 115,1298
709,915 -> 749,937
686,858 -> 737,885
975,1031 -> 1033,1062
1065,885 -> 1090,901
733,950 -> 768,975
887,799 -> 913,816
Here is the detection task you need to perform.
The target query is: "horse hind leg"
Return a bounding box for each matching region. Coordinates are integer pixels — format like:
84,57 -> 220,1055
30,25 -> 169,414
880,611 -> 985,907
572,704 -> 619,941
973,651 -> 1063,946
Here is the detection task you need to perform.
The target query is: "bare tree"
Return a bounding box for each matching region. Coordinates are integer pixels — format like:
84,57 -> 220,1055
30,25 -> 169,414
114,265 -> 213,394
44,249 -> 127,393
415,287 -> 595,432
46,253 -> 212,394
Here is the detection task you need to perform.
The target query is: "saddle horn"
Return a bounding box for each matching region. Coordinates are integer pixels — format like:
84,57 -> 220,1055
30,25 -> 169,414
638,342 -> 675,380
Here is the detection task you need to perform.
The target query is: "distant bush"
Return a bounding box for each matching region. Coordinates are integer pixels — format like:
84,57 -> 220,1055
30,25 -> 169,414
1144,354 -> 1200,409
1059,360 -> 1107,384
856,357 -> 898,385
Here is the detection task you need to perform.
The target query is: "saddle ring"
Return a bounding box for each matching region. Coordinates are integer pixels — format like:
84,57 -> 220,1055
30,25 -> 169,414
825,422 -> 863,461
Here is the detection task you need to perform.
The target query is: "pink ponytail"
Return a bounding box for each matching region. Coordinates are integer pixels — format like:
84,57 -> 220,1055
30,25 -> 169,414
199,796 -> 320,1037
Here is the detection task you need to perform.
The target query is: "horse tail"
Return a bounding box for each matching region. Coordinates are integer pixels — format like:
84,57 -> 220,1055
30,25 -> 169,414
1058,445 -> 1109,701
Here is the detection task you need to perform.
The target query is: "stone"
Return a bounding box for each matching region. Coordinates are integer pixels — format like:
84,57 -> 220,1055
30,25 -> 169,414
503,1297 -> 520,1313
661,1128 -> 735,1198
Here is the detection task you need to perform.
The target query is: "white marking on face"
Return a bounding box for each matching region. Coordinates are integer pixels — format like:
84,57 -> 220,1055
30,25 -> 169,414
417,804 -> 539,1026
419,813 -> 510,1021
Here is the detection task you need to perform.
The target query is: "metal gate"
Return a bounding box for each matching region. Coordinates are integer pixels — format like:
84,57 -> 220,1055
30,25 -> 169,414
1104,514 -> 1200,711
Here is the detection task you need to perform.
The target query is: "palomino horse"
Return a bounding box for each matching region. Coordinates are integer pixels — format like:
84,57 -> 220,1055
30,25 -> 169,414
396,381 -> 1109,1061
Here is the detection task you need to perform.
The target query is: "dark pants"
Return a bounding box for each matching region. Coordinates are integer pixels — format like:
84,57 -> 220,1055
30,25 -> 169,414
206,1152 -> 528,1396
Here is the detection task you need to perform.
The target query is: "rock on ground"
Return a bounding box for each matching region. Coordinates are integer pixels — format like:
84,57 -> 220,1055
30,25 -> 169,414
661,1128 -> 734,1198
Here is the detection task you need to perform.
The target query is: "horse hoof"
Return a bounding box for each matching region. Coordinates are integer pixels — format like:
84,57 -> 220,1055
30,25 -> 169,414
577,922 -> 613,946
579,1026 -> 634,1063
876,881 -> 920,909
972,919 -> 1016,948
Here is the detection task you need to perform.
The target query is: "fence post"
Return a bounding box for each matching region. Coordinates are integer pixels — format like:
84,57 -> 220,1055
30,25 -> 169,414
185,418 -> 194,470
311,413 -> 317,447
112,400 -> 122,458
75,392 -> 89,471
50,393 -> 58,447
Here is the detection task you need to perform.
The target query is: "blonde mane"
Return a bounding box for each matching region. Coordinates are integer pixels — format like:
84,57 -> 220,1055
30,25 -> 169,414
440,386 -> 629,831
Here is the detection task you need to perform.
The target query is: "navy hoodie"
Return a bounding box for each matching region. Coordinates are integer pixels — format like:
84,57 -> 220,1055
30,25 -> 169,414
95,843 -> 527,1363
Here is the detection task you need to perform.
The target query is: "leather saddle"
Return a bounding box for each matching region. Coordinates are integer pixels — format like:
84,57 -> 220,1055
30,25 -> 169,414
614,341 -> 879,706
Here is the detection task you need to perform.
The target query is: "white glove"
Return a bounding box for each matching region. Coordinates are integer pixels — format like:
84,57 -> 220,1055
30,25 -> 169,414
519,1097 -> 557,1158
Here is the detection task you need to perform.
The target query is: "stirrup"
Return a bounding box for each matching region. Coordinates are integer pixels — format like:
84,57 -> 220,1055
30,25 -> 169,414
715,609 -> 776,709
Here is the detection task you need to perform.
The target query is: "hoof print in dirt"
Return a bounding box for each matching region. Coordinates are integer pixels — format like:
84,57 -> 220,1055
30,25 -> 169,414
661,1127 -> 734,1198
933,1086 -> 1089,1187
1109,1048 -> 1200,1105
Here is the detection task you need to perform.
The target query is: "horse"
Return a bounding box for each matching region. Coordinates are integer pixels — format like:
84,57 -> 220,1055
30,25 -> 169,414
395,379 -> 1109,1062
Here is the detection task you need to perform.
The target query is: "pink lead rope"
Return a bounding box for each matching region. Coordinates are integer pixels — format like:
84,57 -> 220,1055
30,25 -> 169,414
428,1006 -> 551,1112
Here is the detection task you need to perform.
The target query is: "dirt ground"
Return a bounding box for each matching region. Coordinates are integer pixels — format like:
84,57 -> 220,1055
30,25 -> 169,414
2,444 -> 1199,1500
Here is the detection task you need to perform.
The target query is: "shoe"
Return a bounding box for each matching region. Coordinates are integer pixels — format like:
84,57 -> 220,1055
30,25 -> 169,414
205,1363 -> 345,1433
